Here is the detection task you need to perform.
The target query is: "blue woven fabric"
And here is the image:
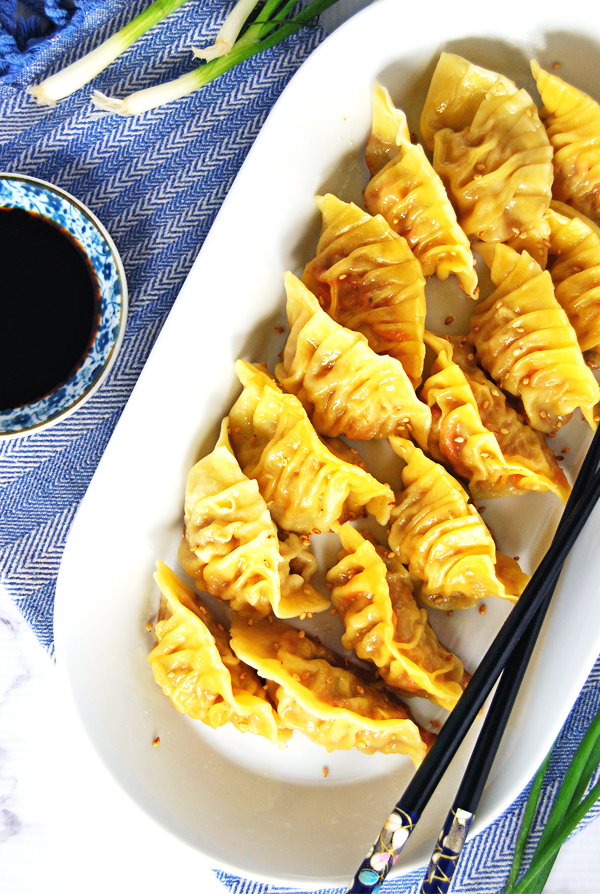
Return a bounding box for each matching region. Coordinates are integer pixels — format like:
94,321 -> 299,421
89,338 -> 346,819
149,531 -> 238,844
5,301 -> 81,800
1,4 -> 599,893
0,0 -> 324,651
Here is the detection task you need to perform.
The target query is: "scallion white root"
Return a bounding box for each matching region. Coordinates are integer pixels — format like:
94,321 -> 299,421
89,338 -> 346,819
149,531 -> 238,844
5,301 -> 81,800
27,0 -> 190,105
192,0 -> 262,61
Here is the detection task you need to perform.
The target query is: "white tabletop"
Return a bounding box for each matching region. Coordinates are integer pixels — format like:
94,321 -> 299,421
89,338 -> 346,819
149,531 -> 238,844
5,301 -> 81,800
2,4 -> 600,893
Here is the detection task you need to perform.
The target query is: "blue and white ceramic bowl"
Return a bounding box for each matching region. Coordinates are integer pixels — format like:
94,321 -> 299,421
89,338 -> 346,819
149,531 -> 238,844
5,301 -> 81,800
0,174 -> 127,439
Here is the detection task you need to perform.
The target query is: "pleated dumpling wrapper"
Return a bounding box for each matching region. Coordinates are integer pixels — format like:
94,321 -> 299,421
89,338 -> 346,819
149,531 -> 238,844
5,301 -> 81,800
275,272 -> 431,446
546,201 -> 600,364
148,562 -> 290,746
228,360 -> 395,533
421,332 -> 570,503
420,52 -> 516,152
470,242 -> 600,434
326,523 -> 467,712
425,54 -> 553,263
388,437 -> 529,611
363,83 -> 477,298
531,61 -> 600,220
178,419 -> 329,619
302,193 -> 427,386
229,613 -> 430,764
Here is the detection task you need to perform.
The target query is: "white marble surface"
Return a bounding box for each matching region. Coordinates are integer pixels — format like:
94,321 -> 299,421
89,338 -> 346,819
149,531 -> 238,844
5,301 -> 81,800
2,4 -> 600,894
0,585 -> 227,894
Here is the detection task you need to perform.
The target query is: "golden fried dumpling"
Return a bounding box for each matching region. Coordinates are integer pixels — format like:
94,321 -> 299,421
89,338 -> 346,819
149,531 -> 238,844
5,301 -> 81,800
421,332 -> 570,502
326,523 -> 466,712
148,562 -> 290,745
388,437 -> 528,610
275,272 -> 431,446
531,61 -> 600,219
470,242 -> 600,433
428,58 -> 553,262
546,201 -> 600,363
420,52 -> 516,151
229,613 -> 430,764
178,420 -> 328,619
364,83 -> 477,297
302,194 -> 426,386
228,360 -> 394,533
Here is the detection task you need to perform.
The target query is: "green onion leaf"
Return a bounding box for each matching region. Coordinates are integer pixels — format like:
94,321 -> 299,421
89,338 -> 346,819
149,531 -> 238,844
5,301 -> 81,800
503,744 -> 554,894
27,0 -> 191,105
504,705 -> 600,894
510,775 -> 600,894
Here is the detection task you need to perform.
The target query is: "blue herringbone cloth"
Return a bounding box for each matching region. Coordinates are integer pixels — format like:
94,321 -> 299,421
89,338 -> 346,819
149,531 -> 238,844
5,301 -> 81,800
1,4 -> 599,893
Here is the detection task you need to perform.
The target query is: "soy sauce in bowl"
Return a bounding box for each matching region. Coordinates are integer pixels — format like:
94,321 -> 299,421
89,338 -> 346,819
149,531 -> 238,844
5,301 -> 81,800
0,173 -> 127,439
0,207 -> 99,411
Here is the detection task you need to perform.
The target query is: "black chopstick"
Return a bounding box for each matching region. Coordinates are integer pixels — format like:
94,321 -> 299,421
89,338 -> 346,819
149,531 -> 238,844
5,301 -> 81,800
417,429 -> 600,893
346,427 -> 600,894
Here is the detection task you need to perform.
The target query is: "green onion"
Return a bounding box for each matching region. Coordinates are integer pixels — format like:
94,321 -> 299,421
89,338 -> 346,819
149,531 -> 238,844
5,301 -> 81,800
91,0 -> 345,116
503,705 -> 600,894
503,744 -> 554,894
193,0 -> 262,60
27,0 -> 191,106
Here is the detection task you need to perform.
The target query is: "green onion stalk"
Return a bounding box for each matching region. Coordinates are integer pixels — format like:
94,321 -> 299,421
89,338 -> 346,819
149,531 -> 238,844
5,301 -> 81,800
92,0 -> 345,116
27,0 -> 192,105
194,0 -> 263,60
503,704 -> 600,894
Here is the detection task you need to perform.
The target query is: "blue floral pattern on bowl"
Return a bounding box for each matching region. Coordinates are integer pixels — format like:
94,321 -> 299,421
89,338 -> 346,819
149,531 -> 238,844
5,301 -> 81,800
0,174 -> 127,438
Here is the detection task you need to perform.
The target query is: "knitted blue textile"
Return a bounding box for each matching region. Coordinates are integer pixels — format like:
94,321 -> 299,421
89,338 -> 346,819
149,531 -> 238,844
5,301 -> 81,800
0,4 -> 598,893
